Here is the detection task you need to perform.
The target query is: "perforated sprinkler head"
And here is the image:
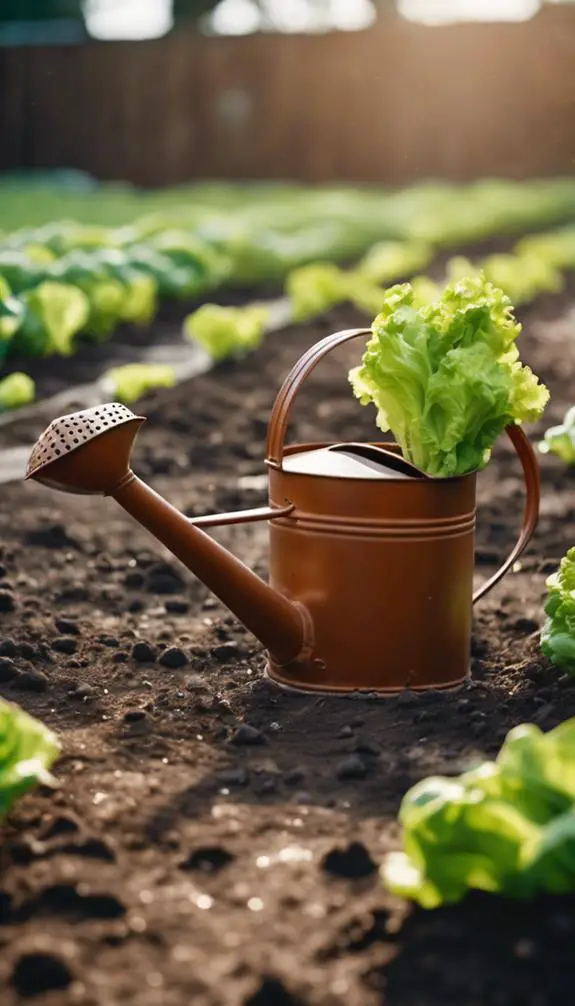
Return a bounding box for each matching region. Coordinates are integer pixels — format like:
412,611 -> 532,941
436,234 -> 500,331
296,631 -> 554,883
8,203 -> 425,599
26,404 -> 145,495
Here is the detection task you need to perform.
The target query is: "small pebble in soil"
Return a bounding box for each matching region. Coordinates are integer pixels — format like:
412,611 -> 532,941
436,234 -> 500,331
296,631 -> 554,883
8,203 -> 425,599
294,791 -> 313,804
40,814 -> 80,839
244,976 -> 305,1006
354,739 -> 381,756
513,616 -> 539,634
321,841 -> 377,879
212,641 -> 242,662
0,638 -> 17,657
54,618 -> 79,636
128,599 -> 144,613
0,589 -> 16,612
75,683 -> 95,699
51,637 -> 77,655
0,563 -> 6,578
230,724 -> 266,746
11,951 -> 72,997
131,641 -> 156,663
335,754 -> 368,780
180,846 -> 235,873
19,642 -> 40,661
338,725 -> 354,738
100,636 -> 119,648
164,599 -> 190,614
258,777 -> 278,795
113,652 -> 128,663
513,938 -> 536,959
0,656 -> 19,682
124,570 -> 145,588
283,767 -> 306,786
146,562 -> 185,595
158,646 -> 188,669
217,767 -> 248,786
124,709 -> 147,723
16,667 -> 49,692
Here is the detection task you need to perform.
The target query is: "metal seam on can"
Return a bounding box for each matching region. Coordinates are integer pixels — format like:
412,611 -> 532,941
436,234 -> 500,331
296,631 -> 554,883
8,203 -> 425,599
271,513 -> 476,539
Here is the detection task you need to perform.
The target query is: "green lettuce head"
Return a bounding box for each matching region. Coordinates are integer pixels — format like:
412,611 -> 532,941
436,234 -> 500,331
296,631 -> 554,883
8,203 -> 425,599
541,547 -> 575,673
0,698 -> 60,819
382,718 -> 575,908
350,275 -> 549,477
539,406 -> 575,465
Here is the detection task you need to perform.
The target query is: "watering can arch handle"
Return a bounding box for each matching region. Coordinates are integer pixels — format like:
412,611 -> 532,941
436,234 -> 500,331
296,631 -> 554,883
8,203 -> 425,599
265,327 -> 541,605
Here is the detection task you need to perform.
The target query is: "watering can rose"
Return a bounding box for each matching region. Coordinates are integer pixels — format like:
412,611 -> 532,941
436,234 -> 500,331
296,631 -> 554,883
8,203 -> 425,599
349,275 -> 549,478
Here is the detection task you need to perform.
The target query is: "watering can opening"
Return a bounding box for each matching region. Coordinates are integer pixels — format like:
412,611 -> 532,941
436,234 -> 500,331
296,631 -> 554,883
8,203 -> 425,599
282,442 -> 428,480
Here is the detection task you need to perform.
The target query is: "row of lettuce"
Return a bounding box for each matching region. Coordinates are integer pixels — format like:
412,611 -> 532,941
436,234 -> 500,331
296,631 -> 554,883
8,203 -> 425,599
5,177 -> 575,408
186,224 -> 575,362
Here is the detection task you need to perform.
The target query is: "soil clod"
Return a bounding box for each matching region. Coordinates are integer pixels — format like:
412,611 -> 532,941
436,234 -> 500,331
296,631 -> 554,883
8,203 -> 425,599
230,724 -> 266,746
158,646 -> 188,668
335,754 -> 368,780
11,951 -> 73,998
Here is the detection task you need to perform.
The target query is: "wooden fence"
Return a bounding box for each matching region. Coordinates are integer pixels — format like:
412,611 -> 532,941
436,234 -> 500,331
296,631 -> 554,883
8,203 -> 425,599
1,6 -> 575,186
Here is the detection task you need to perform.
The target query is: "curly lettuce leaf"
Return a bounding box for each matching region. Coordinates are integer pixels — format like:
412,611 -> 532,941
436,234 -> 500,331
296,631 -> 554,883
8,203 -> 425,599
0,250 -> 46,293
184,303 -> 270,360
286,263 -> 349,321
539,406 -> 575,465
0,372 -> 35,411
14,281 -> 90,357
382,718 -> 575,907
357,240 -> 433,284
101,363 -> 176,404
150,230 -> 230,295
447,251 -> 563,306
286,248 -> 438,324
0,292 -> 24,353
349,276 -> 548,477
541,547 -> 575,673
48,251 -> 128,340
123,245 -> 194,299
0,698 -> 60,819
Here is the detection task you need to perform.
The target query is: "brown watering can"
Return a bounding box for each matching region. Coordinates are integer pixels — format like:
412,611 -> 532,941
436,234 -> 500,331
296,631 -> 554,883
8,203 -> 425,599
25,328 -> 540,694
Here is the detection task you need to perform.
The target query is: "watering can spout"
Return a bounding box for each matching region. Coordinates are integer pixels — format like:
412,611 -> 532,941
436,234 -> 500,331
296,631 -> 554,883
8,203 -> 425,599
25,404 -> 309,667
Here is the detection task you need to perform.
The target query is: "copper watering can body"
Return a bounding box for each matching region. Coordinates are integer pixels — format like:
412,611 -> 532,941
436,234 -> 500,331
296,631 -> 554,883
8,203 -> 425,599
25,329 -> 540,695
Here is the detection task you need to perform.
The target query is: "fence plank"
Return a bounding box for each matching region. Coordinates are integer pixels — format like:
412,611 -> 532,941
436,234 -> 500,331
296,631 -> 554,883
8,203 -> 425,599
1,8 -> 575,185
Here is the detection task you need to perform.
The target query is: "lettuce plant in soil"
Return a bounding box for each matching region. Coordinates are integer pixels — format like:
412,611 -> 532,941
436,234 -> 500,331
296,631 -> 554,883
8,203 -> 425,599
541,547 -> 575,673
539,406 -> 575,465
0,372 -> 35,410
0,698 -> 60,819
349,275 -> 549,478
184,303 -> 270,360
383,718 -> 575,907
101,363 -> 177,405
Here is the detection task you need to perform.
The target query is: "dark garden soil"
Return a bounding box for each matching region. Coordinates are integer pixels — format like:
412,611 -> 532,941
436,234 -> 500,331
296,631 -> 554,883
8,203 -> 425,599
1,285 -> 575,1006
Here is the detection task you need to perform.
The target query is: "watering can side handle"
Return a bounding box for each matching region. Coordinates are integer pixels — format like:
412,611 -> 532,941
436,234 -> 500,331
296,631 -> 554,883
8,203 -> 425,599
266,328 -> 372,467
189,503 -> 295,528
472,423 -> 541,605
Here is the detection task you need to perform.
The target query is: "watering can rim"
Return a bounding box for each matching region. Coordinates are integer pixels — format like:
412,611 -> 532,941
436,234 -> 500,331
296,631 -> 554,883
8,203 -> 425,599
268,441 -> 478,483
